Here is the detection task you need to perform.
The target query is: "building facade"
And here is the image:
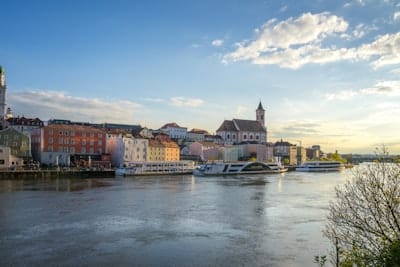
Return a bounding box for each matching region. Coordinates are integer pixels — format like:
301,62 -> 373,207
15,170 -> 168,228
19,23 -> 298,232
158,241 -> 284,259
31,124 -> 107,166
0,127 -> 31,160
189,141 -> 221,161
216,102 -> 267,145
147,139 -> 180,162
107,133 -> 148,167
273,140 -> 297,165
0,146 -> 24,169
160,122 -> 187,139
6,117 -> 44,136
186,128 -> 209,142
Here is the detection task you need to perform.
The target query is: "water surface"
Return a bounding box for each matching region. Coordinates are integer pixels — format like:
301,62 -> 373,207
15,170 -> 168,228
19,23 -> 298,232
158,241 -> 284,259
0,170 -> 351,266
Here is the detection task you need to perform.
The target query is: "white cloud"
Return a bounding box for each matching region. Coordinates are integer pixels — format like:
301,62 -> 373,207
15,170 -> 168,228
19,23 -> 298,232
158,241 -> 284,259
325,80 -> 400,100
142,97 -> 165,102
8,90 -> 141,123
394,12 -> 400,20
211,39 -> 224,47
224,12 -> 400,69
357,33 -> 400,68
325,90 -> 359,101
169,97 -> 204,107
224,12 -> 348,63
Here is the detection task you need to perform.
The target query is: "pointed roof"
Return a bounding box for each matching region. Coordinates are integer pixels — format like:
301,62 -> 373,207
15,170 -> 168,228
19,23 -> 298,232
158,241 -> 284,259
216,120 -> 237,132
257,101 -> 265,111
233,119 -> 266,132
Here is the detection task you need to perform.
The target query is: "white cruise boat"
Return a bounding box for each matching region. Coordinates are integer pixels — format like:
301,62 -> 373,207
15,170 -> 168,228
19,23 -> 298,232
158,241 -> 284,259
193,161 -> 287,176
115,161 -> 195,176
296,161 -> 345,172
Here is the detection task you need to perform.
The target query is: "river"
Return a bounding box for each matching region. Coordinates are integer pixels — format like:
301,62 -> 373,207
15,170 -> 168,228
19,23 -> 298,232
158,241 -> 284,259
0,169 -> 352,267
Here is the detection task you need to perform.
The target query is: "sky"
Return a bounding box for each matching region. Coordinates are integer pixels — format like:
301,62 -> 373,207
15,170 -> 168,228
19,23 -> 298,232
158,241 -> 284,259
1,0 -> 400,154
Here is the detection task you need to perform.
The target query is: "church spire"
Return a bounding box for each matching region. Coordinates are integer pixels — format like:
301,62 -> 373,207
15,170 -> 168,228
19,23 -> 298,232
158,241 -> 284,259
0,66 -> 6,129
257,101 -> 264,111
0,66 -> 5,89
256,101 -> 265,127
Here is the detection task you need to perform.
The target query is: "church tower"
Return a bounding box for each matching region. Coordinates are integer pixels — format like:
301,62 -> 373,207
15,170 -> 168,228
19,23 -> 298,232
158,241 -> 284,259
256,101 -> 265,127
0,66 -> 7,129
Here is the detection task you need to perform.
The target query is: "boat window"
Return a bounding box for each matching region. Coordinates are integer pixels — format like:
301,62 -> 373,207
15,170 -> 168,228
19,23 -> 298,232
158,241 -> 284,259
223,165 -> 229,172
242,162 -> 269,171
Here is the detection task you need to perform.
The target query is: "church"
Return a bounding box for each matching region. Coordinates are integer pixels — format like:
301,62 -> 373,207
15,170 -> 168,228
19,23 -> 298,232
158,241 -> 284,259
216,102 -> 267,145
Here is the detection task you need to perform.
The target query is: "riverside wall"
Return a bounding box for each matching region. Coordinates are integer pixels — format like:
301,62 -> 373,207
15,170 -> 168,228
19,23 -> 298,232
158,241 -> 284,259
0,170 -> 115,180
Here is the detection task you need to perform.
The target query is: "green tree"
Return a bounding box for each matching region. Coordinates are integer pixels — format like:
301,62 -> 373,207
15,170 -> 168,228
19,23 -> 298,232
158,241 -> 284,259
325,149 -> 400,266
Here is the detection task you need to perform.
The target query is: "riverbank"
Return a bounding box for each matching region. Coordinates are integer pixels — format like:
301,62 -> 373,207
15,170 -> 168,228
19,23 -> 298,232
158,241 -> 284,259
0,170 -> 115,180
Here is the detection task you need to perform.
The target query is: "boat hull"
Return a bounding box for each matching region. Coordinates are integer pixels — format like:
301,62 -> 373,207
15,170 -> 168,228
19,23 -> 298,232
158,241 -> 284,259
194,161 -> 288,176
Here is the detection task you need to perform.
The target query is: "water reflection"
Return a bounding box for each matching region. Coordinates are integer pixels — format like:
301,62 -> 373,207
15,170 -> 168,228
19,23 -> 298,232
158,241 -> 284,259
0,170 -> 351,267
0,178 -> 113,192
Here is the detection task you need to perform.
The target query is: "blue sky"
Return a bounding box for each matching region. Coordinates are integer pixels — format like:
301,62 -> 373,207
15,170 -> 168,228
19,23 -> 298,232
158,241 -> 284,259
1,0 -> 400,153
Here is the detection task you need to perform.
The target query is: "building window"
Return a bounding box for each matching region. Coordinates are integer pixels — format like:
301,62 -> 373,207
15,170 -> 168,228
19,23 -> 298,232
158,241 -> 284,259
81,147 -> 86,153
64,131 -> 68,136
89,148 -> 94,154
71,139 -> 75,145
90,132 -> 94,138
82,140 -> 86,145
58,138 -> 63,144
90,140 -> 94,146
244,135 -> 247,139
250,135 -> 253,140
58,147 -> 63,152
98,148 -> 102,154
98,140 -> 102,146
63,147 -> 68,153
59,131 -> 63,135
64,139 -> 69,145
70,147 -> 75,154
48,146 -> 53,152
98,133 -> 102,138
49,137 -> 53,144
233,135 -> 236,139
227,134 -> 230,139
71,131 -> 75,136
49,129 -> 53,135
82,132 -> 86,137
256,136 -> 259,140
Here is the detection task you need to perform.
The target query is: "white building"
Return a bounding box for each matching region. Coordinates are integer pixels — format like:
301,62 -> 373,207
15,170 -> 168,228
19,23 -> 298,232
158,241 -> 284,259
0,146 -> 24,169
160,122 -> 187,139
107,133 -> 148,167
186,129 -> 209,142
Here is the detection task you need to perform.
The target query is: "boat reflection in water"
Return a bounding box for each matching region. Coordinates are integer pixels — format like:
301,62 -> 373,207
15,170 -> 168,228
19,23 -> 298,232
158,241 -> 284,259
194,161 -> 288,176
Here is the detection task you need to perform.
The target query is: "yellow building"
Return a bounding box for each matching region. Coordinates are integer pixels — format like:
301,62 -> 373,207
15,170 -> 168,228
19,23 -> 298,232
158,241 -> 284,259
147,140 -> 165,161
147,139 -> 180,162
163,141 -> 180,161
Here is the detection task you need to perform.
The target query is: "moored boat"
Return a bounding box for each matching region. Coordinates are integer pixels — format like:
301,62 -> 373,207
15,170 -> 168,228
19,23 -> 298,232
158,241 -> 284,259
296,161 -> 345,172
115,161 -> 195,176
193,161 -> 287,176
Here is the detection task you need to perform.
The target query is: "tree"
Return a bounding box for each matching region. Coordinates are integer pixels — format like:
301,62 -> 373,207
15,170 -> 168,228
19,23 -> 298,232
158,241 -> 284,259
325,149 -> 400,266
